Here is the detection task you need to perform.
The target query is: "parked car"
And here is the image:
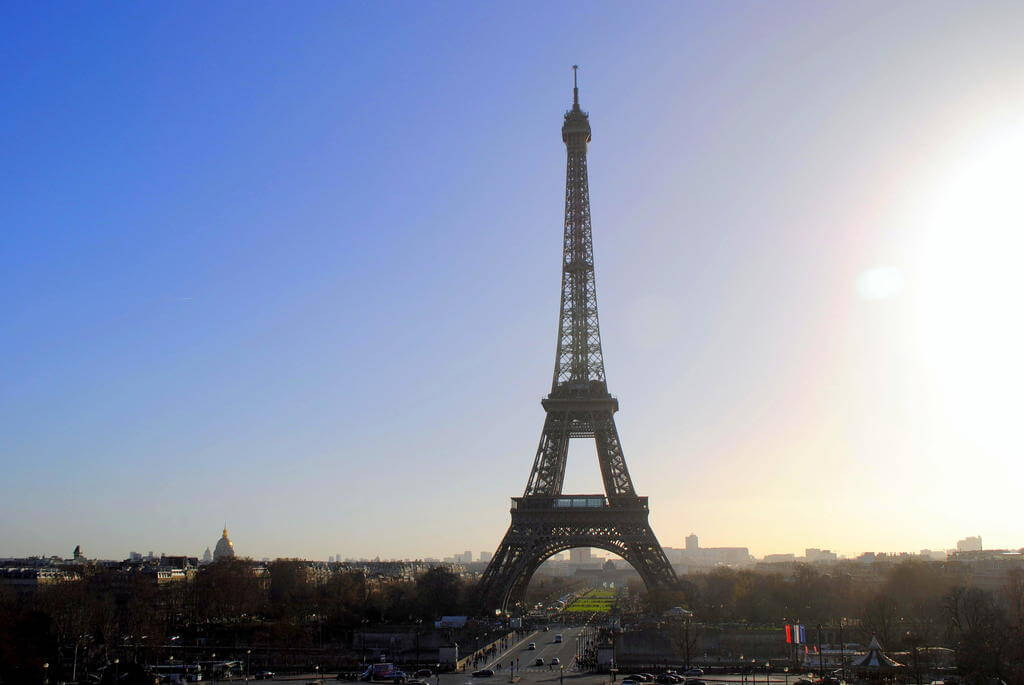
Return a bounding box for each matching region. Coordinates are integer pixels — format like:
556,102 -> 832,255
533,658 -> 544,666
622,680 -> 637,685
414,670 -> 433,678
656,675 -> 677,684
683,669 -> 704,677
255,673 -> 276,681
627,675 -> 649,682
550,658 -> 560,666
527,643 -> 536,650
471,670 -> 494,678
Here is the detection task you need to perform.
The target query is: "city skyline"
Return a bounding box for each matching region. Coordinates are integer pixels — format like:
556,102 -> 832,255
3,3 -> 1024,562
4,528 -> 1010,566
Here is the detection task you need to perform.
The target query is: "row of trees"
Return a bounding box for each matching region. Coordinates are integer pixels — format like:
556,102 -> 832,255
644,561 -> 1024,682
0,561 -> 472,683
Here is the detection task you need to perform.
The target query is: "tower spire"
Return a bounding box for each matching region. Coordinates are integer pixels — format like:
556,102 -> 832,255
572,64 -> 579,107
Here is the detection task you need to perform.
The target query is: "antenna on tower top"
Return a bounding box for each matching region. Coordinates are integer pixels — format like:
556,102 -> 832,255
572,65 -> 579,106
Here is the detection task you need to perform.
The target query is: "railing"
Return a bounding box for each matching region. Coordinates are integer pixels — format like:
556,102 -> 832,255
511,496 -> 648,511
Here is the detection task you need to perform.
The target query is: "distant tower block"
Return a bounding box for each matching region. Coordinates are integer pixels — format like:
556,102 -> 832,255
685,533 -> 698,551
477,69 -> 678,612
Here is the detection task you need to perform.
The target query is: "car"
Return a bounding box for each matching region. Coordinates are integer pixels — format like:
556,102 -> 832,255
255,673 -> 276,681
627,675 -> 649,682
554,634 -> 563,644
543,626 -> 550,632
550,658 -> 560,666
471,670 -> 494,678
683,670 -> 704,678
622,680 -> 637,685
656,676 -> 676,684
407,680 -> 429,685
534,658 -> 545,667
527,643 -> 536,650
414,671 -> 432,678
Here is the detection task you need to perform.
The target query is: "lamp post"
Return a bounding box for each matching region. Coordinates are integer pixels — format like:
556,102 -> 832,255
246,649 -> 251,682
42,662 -> 48,685
905,631 -> 920,685
114,658 -> 120,683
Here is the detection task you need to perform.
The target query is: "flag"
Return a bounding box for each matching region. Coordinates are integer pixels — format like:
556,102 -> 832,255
785,625 -> 793,644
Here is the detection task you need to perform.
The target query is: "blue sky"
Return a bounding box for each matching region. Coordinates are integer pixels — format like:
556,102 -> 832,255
3,2 -> 1023,561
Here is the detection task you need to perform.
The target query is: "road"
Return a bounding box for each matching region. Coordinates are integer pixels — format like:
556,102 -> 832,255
247,624 -> 820,685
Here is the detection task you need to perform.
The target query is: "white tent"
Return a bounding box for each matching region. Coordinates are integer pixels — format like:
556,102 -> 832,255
850,636 -> 903,669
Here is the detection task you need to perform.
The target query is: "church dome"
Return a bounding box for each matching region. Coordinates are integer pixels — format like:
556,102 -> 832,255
213,527 -> 236,561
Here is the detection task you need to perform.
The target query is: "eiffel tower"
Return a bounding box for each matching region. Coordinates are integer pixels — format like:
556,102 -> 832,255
477,68 -> 678,612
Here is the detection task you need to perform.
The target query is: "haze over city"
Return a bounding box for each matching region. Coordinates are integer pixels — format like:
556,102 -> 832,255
3,2 -> 1023,563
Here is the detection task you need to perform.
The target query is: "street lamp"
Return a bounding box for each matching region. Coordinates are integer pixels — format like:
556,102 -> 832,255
42,662 -> 49,685
246,649 -> 251,682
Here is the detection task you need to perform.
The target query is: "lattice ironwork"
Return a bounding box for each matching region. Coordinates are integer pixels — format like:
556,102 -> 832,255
478,69 -> 678,613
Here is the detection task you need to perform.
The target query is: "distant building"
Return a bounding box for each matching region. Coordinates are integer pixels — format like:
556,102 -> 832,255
957,536 -> 982,552
920,549 -> 947,561
0,567 -> 80,595
673,534 -> 751,566
479,551 -> 492,562
213,527 -> 236,561
805,548 -> 837,563
201,547 -> 212,564
763,553 -> 796,564
570,548 -> 592,564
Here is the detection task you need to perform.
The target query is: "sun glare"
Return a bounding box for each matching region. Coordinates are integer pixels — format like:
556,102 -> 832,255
914,123 -> 1024,463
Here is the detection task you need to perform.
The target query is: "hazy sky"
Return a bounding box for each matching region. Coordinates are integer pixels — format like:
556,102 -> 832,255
3,2 -> 1023,562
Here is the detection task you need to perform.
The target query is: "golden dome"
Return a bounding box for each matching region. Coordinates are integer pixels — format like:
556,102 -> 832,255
213,526 -> 236,561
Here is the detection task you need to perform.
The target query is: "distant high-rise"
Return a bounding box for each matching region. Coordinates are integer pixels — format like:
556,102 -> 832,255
957,536 -> 982,552
685,534 -> 699,551
569,548 -> 592,564
479,551 -> 492,563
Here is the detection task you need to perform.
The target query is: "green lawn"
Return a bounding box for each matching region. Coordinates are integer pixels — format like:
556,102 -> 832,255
564,588 -> 617,613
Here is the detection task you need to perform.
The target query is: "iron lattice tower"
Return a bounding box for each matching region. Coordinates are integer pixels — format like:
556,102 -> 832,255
477,69 -> 678,612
